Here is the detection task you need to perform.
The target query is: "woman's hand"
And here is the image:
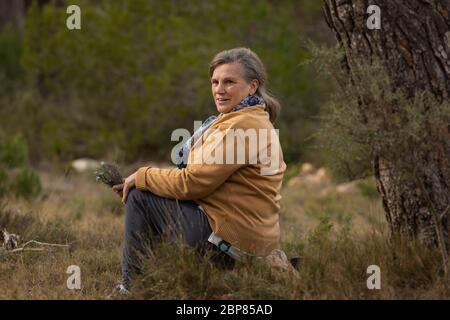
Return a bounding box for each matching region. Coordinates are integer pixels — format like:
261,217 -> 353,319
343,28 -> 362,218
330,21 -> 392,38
112,172 -> 136,204
112,178 -> 125,198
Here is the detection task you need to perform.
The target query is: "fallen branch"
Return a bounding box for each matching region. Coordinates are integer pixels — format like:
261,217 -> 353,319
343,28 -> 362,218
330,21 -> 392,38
1,228 -> 71,254
21,240 -> 70,249
5,247 -> 48,253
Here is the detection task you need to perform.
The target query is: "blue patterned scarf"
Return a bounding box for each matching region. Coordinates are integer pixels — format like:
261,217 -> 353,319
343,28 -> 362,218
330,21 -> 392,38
176,95 -> 265,169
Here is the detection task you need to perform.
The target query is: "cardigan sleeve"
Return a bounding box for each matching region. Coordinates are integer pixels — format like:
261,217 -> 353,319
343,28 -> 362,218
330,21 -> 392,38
135,125 -> 246,200
135,163 -> 243,200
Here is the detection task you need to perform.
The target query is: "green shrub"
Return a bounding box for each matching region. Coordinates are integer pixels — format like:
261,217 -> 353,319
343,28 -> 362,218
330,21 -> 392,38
282,162 -> 301,185
0,24 -> 22,83
0,132 -> 42,200
0,167 -> 7,197
0,133 -> 28,168
312,44 -> 450,185
13,167 -> 42,200
356,179 -> 380,200
15,0 -> 332,164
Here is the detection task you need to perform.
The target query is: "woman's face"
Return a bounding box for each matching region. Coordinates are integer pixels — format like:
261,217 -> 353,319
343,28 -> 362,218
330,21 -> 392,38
211,62 -> 259,113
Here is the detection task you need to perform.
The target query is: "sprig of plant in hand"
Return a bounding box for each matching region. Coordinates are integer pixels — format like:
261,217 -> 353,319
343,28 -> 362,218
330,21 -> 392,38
94,162 -> 123,187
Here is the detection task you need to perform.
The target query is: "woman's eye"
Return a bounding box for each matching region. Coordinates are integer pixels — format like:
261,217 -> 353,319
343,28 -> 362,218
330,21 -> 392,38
211,80 -> 234,85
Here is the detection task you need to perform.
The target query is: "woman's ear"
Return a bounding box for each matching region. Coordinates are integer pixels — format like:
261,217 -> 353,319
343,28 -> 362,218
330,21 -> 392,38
249,79 -> 260,95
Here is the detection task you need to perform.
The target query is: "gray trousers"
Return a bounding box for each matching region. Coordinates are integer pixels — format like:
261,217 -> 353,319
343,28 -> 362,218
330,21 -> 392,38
121,188 -> 233,288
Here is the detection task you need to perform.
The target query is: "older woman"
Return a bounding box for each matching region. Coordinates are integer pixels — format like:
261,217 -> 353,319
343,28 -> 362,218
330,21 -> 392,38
112,47 -> 287,292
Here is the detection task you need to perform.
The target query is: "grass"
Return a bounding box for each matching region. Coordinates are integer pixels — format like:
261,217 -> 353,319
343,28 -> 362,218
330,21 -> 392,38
0,166 -> 449,299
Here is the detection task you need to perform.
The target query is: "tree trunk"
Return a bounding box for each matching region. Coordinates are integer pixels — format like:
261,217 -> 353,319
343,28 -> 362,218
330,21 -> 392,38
0,0 -> 26,31
323,0 -> 450,249
0,0 -> 52,32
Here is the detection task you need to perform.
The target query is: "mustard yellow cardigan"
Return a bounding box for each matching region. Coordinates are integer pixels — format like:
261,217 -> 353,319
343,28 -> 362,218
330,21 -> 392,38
135,105 -> 286,256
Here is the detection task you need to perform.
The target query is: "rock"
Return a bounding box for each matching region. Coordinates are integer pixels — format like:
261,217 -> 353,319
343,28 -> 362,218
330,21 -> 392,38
336,181 -> 358,194
303,167 -> 330,185
71,158 -> 100,173
300,163 -> 315,176
288,166 -> 331,189
2,229 -> 20,250
264,249 -> 291,270
287,176 -> 303,188
262,249 -> 299,277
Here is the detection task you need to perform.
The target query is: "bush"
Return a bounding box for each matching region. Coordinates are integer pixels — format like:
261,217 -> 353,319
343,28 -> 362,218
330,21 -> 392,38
0,132 -> 42,200
356,178 -> 380,200
0,133 -> 28,168
0,167 -> 8,198
311,44 -> 450,183
15,0 -> 332,164
13,167 -> 42,199
0,24 -> 22,83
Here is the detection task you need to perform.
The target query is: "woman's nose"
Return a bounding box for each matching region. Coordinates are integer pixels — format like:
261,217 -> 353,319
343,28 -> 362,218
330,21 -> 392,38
215,82 -> 226,94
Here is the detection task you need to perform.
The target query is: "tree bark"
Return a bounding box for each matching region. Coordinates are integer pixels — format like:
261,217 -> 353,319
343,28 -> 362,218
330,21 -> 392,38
323,0 -> 450,249
0,0 -> 26,31
0,0 -> 51,32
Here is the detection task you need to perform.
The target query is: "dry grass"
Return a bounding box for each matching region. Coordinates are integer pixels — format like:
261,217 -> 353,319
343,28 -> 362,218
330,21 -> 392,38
0,166 -> 449,299
0,169 -> 123,299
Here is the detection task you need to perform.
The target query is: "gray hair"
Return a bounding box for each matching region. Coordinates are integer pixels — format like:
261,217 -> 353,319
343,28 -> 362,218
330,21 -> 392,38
209,48 -> 281,123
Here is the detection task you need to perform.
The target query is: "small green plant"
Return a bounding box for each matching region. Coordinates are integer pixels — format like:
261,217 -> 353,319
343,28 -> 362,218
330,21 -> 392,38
307,216 -> 333,246
13,168 -> 42,200
0,133 -> 27,169
0,168 -> 7,198
356,179 -> 380,200
0,132 -> 42,200
0,24 -> 22,84
282,162 -> 302,185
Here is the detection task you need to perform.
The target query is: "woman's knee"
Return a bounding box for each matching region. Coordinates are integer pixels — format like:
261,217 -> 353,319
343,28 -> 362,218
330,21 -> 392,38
124,189 -> 152,234
125,189 -> 159,220
125,188 -> 146,212
127,188 -> 141,200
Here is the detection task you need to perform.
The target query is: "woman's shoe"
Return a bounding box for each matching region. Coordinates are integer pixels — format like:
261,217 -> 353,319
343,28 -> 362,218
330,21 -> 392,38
107,283 -> 130,299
